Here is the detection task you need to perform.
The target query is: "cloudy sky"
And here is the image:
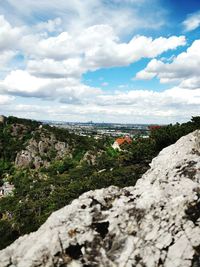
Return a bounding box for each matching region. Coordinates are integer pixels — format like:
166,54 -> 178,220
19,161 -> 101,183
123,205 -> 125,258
0,0 -> 199,123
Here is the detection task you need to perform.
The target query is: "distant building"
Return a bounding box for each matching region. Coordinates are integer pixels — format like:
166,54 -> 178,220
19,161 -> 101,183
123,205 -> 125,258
148,125 -> 161,131
112,136 -> 132,150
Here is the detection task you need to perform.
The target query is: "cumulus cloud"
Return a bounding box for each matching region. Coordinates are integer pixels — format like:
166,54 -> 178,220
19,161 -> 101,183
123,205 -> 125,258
2,86 -> 199,123
183,11 -> 200,32
136,39 -> 200,89
21,24 -> 186,79
0,15 -> 22,51
21,32 -> 77,60
50,87 -> 200,123
82,34 -> 186,70
0,70 -> 101,103
27,58 -> 84,79
96,87 -> 200,107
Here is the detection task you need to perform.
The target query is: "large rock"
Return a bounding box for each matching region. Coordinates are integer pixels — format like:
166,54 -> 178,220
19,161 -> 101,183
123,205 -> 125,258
15,131 -> 70,169
1,130 -> 200,267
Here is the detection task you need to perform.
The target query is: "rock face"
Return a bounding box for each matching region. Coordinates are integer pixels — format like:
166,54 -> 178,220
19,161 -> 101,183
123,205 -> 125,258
15,130 -> 71,169
1,130 -> 200,267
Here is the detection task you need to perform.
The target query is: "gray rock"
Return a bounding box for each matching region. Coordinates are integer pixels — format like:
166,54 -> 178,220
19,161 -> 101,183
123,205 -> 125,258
38,140 -> 49,154
2,130 -> 200,267
82,151 -> 97,165
15,150 -> 32,168
55,141 -> 66,152
15,132 -> 70,169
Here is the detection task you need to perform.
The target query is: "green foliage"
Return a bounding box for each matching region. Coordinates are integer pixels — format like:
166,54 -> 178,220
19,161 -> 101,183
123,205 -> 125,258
0,220 -> 18,249
121,138 -> 156,164
0,160 -> 13,176
150,116 -> 200,151
191,116 -> 200,126
0,116 -> 40,162
106,147 -> 119,158
43,157 -> 76,175
6,116 -> 40,128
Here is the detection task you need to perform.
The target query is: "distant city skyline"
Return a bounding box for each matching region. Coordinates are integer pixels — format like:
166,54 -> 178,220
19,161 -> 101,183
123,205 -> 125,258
0,0 -> 199,124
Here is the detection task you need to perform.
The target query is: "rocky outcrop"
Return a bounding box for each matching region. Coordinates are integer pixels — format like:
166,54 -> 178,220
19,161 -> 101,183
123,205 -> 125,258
1,130 -> 200,267
15,130 -> 71,169
10,124 -> 28,137
82,150 -> 102,165
0,115 -> 6,124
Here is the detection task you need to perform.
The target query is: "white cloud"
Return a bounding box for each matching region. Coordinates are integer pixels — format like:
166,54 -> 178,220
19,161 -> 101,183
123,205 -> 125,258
136,39 -> 200,89
0,70 -> 101,103
82,34 -> 186,70
35,18 -> 62,33
27,58 -> 84,78
0,0 -> 166,36
2,86 -> 199,123
0,70 -> 50,96
0,50 -> 16,68
0,15 -> 22,51
95,87 -> 200,107
0,94 -> 14,105
183,11 -> 200,32
21,24 -> 186,78
21,31 -> 77,60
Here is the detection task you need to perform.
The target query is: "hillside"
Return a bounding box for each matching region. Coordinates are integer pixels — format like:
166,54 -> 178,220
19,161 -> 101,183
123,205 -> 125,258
0,130 -> 200,267
0,115 -> 199,250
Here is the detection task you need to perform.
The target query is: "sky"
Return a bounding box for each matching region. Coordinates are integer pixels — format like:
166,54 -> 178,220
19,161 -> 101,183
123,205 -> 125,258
0,0 -> 200,124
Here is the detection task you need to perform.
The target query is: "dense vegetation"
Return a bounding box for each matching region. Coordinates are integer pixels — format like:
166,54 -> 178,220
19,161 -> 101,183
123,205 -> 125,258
0,115 -> 199,249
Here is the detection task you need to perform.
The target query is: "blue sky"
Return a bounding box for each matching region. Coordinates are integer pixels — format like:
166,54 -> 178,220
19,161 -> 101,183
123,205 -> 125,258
0,0 -> 199,123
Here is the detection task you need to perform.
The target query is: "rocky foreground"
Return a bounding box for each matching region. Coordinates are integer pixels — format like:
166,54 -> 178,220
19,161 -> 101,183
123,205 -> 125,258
0,130 -> 200,267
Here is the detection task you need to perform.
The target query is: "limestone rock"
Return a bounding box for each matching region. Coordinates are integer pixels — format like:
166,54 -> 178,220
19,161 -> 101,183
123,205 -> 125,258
82,151 -> 97,165
82,150 -> 103,165
1,130 -> 200,267
15,150 -> 32,168
10,124 -> 27,137
15,130 -> 70,169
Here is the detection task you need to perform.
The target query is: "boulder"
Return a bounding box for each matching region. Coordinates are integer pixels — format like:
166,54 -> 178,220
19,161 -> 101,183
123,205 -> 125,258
1,130 -> 200,267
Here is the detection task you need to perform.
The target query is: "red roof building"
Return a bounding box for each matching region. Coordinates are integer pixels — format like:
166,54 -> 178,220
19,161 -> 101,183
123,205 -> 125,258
112,136 -> 132,150
148,125 -> 162,131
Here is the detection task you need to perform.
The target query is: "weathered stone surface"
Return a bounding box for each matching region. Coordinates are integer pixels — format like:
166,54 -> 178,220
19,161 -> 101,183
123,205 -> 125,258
15,150 -> 32,168
15,130 -> 70,169
1,130 -> 200,267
